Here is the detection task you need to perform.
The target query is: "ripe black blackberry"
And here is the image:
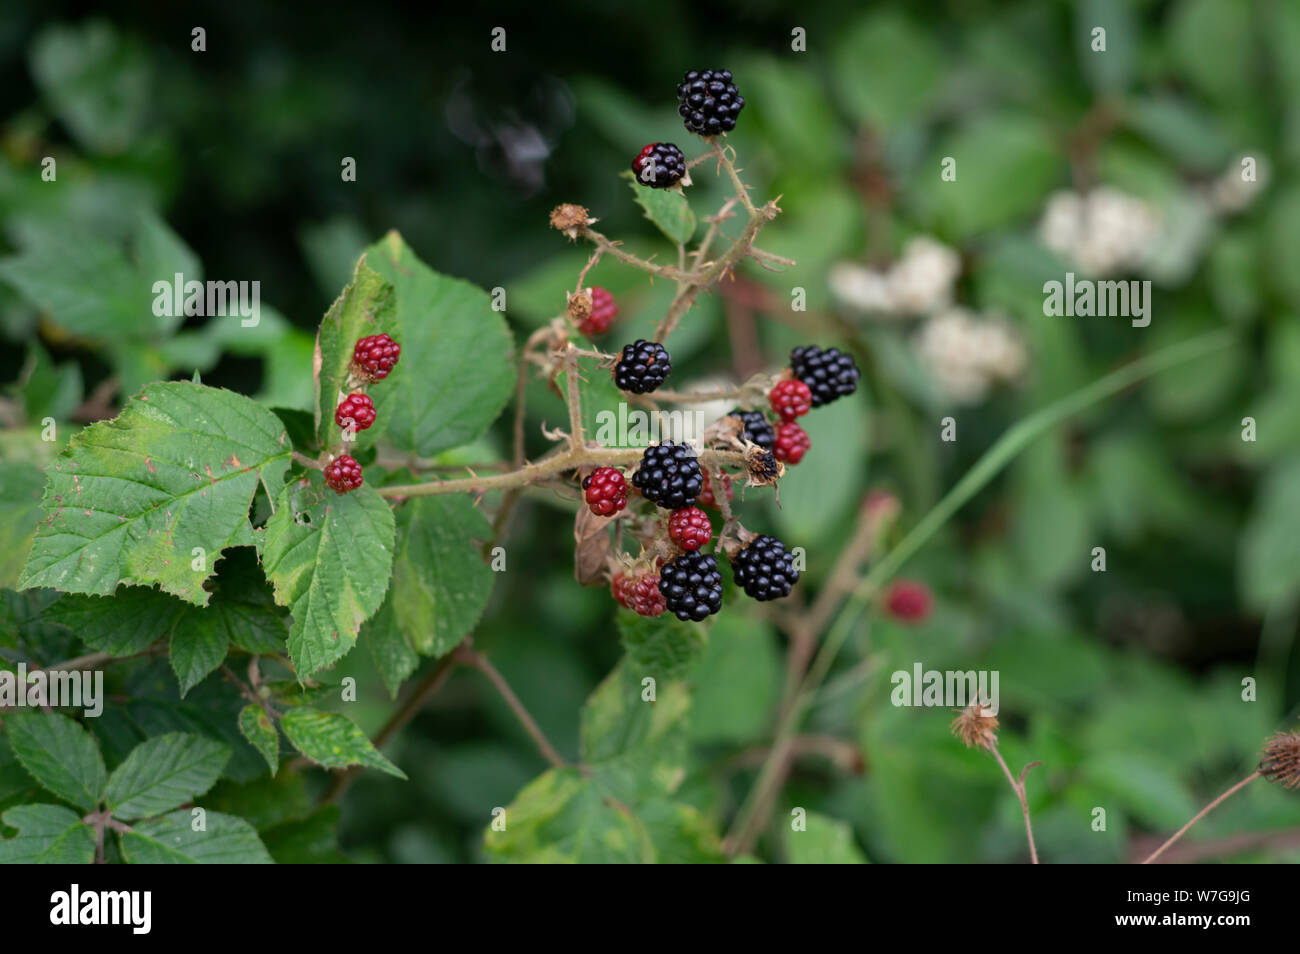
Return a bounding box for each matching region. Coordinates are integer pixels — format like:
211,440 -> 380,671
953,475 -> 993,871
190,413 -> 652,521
732,534 -> 800,602
676,69 -> 745,136
614,339 -> 672,394
631,143 -> 687,189
729,409 -> 774,450
659,552 -> 724,621
790,345 -> 861,407
631,441 -> 703,510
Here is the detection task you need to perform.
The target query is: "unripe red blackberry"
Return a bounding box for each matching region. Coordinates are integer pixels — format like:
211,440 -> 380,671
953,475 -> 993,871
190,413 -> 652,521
324,455 -> 364,494
335,393 -> 376,431
614,339 -> 672,394
631,142 -> 687,189
352,334 -> 401,382
774,421 -> 810,465
579,287 -> 618,337
667,507 -> 712,552
582,467 -> 628,517
731,534 -> 799,602
676,69 -> 745,136
613,571 -> 667,618
769,379 -> 812,421
884,580 -> 932,623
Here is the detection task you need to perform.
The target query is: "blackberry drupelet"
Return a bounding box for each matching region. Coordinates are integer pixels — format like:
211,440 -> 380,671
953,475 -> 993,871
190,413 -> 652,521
659,552 -> 725,621
631,441 -> 703,510
615,339 -> 672,394
676,69 -> 745,136
732,534 -> 800,601
789,345 -> 860,407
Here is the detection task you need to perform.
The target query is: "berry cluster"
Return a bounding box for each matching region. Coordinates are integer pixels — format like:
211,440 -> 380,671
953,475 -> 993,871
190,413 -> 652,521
325,333 -> 403,494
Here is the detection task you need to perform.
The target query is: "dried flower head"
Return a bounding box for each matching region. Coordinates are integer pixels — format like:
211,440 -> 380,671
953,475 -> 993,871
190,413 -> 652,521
951,704 -> 999,753
566,289 -> 593,324
549,203 -> 594,239
1259,725 -> 1300,790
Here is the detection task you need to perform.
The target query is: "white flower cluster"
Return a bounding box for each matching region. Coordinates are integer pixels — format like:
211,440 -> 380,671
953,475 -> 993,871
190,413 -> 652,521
914,308 -> 1028,405
829,237 -> 961,317
1039,187 -> 1162,276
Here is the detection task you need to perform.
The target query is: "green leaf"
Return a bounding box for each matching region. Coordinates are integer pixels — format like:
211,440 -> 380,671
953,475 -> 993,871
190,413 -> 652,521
365,231 -> 515,457
280,706 -> 405,779
0,462 -> 47,589
6,712 -> 106,811
912,113 -> 1059,237
831,11 -> 945,133
261,805 -> 348,863
168,611 -> 230,697
1075,0 -> 1138,94
618,611 -> 705,681
0,210 -> 198,344
262,472 -> 395,678
1123,95 -> 1232,173
688,613 -> 782,745
621,171 -> 696,245
1239,455 -> 1300,612
29,20 -> 150,155
387,496 -> 494,659
488,662 -> 717,862
119,809 -> 273,863
0,804 -> 95,863
15,341 -> 83,423
364,598 -> 420,699
313,255 -> 397,450
485,768 -> 653,863
237,706 -> 279,776
786,810 -> 868,864
103,732 -> 230,819
18,381 -> 291,605
1168,0 -> 1254,106
45,589 -> 177,657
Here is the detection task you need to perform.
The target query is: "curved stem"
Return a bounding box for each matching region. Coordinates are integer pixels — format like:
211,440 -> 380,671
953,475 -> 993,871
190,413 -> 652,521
1141,771 -> 1261,864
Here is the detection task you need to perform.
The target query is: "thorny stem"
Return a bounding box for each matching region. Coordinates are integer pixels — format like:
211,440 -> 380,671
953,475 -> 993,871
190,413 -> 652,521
1141,771 -> 1262,865
583,229 -> 689,281
378,446 -> 748,499
991,746 -> 1041,864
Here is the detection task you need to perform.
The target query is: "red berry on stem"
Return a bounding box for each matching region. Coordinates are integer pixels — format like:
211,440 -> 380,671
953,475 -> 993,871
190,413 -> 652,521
769,379 -> 813,421
582,467 -> 628,517
668,507 -> 713,551
612,571 -> 666,617
335,393 -> 376,431
579,287 -> 618,337
774,421 -> 810,465
324,455 -> 364,494
884,580 -> 932,623
352,334 -> 401,381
